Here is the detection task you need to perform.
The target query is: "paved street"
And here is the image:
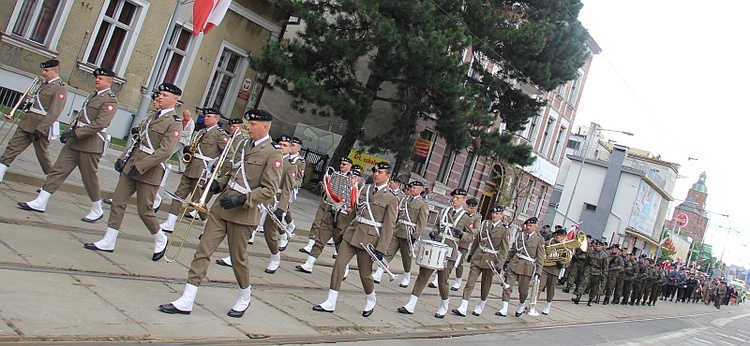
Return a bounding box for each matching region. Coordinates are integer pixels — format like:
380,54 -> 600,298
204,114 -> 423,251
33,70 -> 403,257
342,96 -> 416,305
0,123 -> 746,344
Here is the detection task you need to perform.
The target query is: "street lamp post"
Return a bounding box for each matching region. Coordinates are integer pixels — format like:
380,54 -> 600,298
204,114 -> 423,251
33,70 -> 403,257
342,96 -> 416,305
561,125 -> 634,227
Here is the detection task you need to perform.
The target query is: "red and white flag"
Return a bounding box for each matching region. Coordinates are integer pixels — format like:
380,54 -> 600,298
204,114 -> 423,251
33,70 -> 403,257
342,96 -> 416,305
193,0 -> 231,35
566,223 -> 579,240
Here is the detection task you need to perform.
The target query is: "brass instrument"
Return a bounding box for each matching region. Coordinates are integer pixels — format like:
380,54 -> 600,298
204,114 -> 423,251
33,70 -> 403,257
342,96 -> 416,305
362,242 -> 397,282
543,231 -> 587,267
488,260 -> 511,289
182,130 -> 205,164
0,76 -> 44,145
259,202 -> 294,239
527,274 -> 541,316
164,128 -> 240,263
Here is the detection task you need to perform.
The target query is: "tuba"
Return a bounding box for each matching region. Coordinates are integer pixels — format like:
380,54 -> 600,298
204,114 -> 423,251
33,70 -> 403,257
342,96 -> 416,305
543,231 -> 587,267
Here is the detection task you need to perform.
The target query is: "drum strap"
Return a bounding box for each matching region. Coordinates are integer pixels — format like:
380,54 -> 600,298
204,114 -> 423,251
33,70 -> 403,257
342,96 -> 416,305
363,185 -> 380,237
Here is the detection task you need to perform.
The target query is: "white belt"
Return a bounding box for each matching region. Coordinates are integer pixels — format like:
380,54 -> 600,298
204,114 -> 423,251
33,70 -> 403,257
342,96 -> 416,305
355,216 -> 382,228
139,145 -> 154,155
193,153 -> 215,162
398,219 -> 416,227
30,107 -> 47,115
228,180 -> 251,194
479,245 -> 499,255
441,232 -> 460,242
516,253 -> 536,263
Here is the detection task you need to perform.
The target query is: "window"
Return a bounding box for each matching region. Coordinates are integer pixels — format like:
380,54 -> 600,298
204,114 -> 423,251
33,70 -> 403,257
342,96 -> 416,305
539,118 -> 554,156
567,72 -> 583,107
412,129 -> 435,176
535,184 -> 547,216
203,44 -> 248,114
552,126 -> 567,162
459,150 -> 477,190
522,114 -> 540,142
436,146 -> 456,184
6,0 -> 73,52
155,24 -> 194,86
84,0 -> 148,75
584,202 -> 597,212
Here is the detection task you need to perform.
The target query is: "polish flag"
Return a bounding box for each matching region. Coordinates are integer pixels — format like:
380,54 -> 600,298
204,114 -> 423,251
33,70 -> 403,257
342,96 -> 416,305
193,0 -> 231,35
566,223 -> 579,240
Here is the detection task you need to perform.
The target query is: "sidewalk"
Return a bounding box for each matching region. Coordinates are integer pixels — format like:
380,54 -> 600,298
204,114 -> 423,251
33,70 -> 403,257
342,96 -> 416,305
0,124 -> 742,343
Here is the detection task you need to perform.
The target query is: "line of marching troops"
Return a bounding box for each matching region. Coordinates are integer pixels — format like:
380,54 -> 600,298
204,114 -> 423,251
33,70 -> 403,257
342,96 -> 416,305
2,60 -> 742,320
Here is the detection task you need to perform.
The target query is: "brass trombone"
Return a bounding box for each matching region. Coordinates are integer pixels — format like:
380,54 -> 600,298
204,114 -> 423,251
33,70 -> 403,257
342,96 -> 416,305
1,76 -> 44,144
163,128 -> 240,263
362,242 -> 397,282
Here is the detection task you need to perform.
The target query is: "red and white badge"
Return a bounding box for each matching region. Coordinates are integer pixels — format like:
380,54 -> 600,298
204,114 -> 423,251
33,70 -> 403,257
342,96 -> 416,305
106,104 -> 114,111
222,136 -> 228,142
290,172 -> 296,178
469,224 -> 474,229
274,160 -> 282,168
173,130 -> 180,137
58,93 -> 65,99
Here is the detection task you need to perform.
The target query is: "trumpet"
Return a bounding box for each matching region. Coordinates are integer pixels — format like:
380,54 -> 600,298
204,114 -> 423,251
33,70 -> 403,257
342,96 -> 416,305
361,242 -> 397,282
0,76 -> 44,145
164,128 -> 240,263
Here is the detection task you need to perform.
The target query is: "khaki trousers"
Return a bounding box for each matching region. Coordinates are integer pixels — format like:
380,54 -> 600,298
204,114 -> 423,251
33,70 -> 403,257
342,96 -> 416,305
329,239 -> 374,294
462,264 -> 493,300
502,268 -> 531,303
412,260 -> 455,300
384,236 -> 413,273
42,145 -> 102,201
539,270 -> 557,302
168,175 -> 201,215
188,212 -> 254,289
107,174 -> 159,233
0,128 -> 53,174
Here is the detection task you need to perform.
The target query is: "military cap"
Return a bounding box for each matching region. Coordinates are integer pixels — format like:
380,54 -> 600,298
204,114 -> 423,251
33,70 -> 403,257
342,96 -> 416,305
491,204 -> 505,213
389,175 -> 403,184
340,157 -> 353,164
228,118 -> 243,125
466,197 -> 478,206
554,229 -> 566,236
158,82 -> 182,96
351,164 -> 362,172
542,224 -> 551,229
408,180 -> 424,188
243,109 -> 273,122
275,135 -> 293,143
93,67 -> 115,77
450,188 -> 468,196
350,169 -> 362,177
151,91 -> 159,100
199,107 -> 221,116
291,136 -> 303,145
524,216 -> 538,225
611,244 -> 620,249
40,59 -> 59,69
371,161 -> 391,172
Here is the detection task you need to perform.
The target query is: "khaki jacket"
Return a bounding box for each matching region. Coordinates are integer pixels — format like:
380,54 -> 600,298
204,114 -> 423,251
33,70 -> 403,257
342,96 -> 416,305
124,110 -> 182,185
459,211 -> 482,250
469,221 -> 511,269
291,155 -> 305,188
68,90 -> 117,153
435,207 -> 473,261
185,126 -> 228,179
507,231 -> 546,276
19,79 -> 67,135
394,195 -> 429,240
342,184 -> 398,254
276,157 -> 296,211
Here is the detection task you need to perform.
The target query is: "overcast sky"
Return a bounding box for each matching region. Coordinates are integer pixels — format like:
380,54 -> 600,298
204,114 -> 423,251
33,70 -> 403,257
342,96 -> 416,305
575,1 -> 750,270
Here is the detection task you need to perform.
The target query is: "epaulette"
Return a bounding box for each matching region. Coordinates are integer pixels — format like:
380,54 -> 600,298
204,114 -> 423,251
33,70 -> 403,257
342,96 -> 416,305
108,91 -> 116,98
58,81 -> 66,86
173,114 -> 181,122
271,141 -> 281,149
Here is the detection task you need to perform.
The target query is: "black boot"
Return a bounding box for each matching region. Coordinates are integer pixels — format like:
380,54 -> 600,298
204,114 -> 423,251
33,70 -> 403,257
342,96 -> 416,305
562,286 -> 571,293
587,299 -> 592,307
612,298 -> 620,305
572,295 -> 581,304
603,297 -> 610,305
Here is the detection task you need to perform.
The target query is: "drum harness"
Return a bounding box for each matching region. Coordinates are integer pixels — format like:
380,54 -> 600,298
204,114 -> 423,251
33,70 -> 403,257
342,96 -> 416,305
438,207 -> 465,267
354,185 -> 383,237
77,90 -> 112,155
515,230 -> 538,277
134,109 -> 171,173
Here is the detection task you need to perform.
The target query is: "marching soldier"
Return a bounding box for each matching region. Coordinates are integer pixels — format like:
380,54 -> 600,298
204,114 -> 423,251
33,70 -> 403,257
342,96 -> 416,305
158,109 -> 282,317
452,197 -> 482,291
312,162 -> 398,317
562,234 -> 591,293
19,67 -> 116,222
497,216 -> 545,317
620,252 -> 636,305
613,247 -> 631,304
603,244 -> 624,305
0,59 -> 67,183
629,255 -> 647,305
295,157 -> 354,274
372,181 -> 429,288
83,83 -> 182,260
159,108 -> 228,233
573,239 -> 609,306
398,188 -> 473,318
279,136 -> 305,241
536,228 -> 567,315
640,258 -> 657,305
452,205 -> 510,317
649,263 -> 666,306
714,279 -> 728,309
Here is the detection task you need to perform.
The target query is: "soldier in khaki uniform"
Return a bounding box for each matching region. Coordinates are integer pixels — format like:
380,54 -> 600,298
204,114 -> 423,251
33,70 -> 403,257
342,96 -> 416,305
296,157 -> 354,274
372,180 -> 429,287
19,68 -> 117,223
159,108 -> 228,232
313,162 -> 398,317
452,205 -> 511,317
398,188 -> 473,318
536,229 -> 567,315
82,83 -> 182,261
452,197 -> 482,291
0,59 -> 67,183
573,240 -> 609,306
281,136 -> 305,234
159,109 -> 282,318
497,216 -> 545,317
603,244 -> 624,305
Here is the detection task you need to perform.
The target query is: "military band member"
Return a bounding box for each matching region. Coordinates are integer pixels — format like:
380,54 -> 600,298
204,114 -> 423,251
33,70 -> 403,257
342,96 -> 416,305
398,188 -> 473,318
158,109 -> 282,317
296,157 -> 354,273
159,108 -> 228,232
452,205 -> 510,317
536,228 -> 567,315
572,240 -> 609,306
603,244 -> 624,305
372,180 -> 429,287
276,137 -> 302,251
282,136 -> 305,234
313,162 -> 397,317
19,67 -> 117,222
452,197 -> 482,291
0,59 -> 67,183
498,216 -> 545,317
82,83 -> 182,260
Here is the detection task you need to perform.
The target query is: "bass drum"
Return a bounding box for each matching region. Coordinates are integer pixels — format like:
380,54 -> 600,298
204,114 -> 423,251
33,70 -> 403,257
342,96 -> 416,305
414,240 -> 451,270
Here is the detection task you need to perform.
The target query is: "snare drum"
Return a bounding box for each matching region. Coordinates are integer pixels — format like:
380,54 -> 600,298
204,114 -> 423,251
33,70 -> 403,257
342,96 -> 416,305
414,240 -> 451,270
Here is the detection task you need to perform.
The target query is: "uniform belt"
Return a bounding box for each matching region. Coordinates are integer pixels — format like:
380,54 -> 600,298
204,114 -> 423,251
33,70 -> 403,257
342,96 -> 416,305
397,219 -> 416,227
139,145 -> 155,155
193,153 -> 215,162
355,216 -> 382,228
441,233 -> 460,242
30,107 -> 47,115
479,245 -> 499,254
516,253 -> 536,263
228,180 -> 251,194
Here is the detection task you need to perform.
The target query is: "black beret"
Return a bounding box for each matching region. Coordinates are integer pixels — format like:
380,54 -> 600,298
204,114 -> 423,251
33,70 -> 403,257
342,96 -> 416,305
466,198 -> 478,206
340,157 -> 353,164
243,109 -> 273,122
291,136 -> 303,145
350,169 -> 362,177
228,118 -> 243,125
524,217 -> 538,225
371,161 -> 391,172
611,244 -> 620,249
351,164 -> 362,171
554,229 -> 566,236
450,188 -> 467,197
40,59 -> 59,69
408,181 -> 424,188
275,135 -> 293,143
199,107 -> 221,116
93,67 -> 115,77
491,204 -> 505,213
151,91 -> 159,100
389,175 -> 403,183
158,82 -> 182,96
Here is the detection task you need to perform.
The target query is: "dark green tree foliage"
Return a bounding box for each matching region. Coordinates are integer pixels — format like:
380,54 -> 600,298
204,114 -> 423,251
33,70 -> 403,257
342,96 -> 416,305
254,0 -> 588,167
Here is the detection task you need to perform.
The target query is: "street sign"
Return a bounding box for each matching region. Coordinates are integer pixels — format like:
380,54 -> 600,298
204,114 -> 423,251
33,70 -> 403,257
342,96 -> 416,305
675,213 -> 689,227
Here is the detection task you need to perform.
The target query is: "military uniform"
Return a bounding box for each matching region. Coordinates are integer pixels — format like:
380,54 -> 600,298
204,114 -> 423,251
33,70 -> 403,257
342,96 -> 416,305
603,251 -> 624,304
501,218 -> 545,316
259,143 -> 297,273
281,143 -> 305,228
620,256 -> 636,305
453,203 -> 482,290
573,243 -> 609,306
649,268 -> 666,305
538,237 -> 566,309
0,61 -> 67,178
629,259 -> 647,305
614,254 -> 631,304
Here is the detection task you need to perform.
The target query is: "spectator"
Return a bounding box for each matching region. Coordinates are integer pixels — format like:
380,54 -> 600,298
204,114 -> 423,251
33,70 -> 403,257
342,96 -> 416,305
173,110 -> 195,173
